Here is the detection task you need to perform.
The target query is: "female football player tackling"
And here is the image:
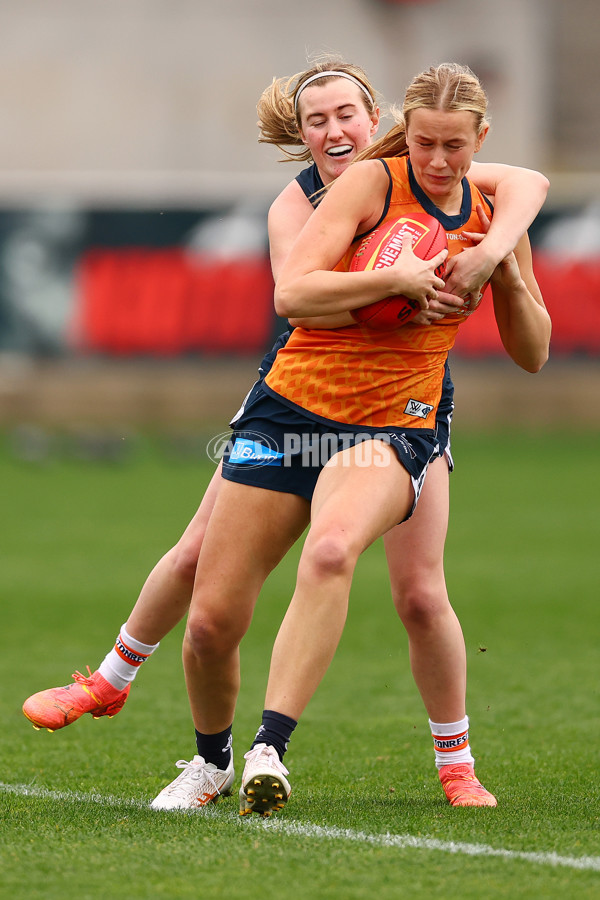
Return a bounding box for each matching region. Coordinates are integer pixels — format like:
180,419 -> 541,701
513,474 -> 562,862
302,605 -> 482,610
23,60 -> 550,811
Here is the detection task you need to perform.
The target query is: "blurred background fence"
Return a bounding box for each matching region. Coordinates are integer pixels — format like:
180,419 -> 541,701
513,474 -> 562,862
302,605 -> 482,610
0,0 -> 598,435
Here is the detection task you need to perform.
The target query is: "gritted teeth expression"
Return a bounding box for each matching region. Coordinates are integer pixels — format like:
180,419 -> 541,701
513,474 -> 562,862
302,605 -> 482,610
406,107 -> 486,201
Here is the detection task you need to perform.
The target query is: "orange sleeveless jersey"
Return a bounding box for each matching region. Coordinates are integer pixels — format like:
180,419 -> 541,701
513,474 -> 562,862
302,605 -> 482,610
264,156 -> 493,429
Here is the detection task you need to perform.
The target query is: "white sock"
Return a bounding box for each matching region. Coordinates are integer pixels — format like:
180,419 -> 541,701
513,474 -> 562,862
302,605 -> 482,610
98,623 -> 160,691
429,715 -> 475,769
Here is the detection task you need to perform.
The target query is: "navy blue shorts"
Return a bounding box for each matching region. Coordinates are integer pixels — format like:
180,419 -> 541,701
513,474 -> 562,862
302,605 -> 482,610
232,332 -> 454,471
436,359 -> 454,470
221,385 -> 441,516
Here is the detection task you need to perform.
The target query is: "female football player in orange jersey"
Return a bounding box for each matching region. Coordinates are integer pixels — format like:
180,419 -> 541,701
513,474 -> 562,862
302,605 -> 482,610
23,60 -> 549,811
231,62 -> 550,816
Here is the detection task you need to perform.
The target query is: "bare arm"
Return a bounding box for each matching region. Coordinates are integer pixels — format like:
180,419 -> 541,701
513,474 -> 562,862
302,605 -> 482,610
287,311 -> 356,328
274,161 -> 446,319
269,180 -> 355,329
268,180 -> 314,284
465,204 -> 551,372
446,163 -> 549,297
490,234 -> 551,372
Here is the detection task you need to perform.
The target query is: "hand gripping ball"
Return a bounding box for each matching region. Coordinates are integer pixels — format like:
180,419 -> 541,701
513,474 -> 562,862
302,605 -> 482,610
350,213 -> 447,329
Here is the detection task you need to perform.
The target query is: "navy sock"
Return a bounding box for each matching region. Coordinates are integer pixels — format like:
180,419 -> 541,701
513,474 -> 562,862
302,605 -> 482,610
251,709 -> 297,761
195,726 -> 233,769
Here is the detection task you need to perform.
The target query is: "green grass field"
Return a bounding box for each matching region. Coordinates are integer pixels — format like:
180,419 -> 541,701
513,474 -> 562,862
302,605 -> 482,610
1,427 -> 599,899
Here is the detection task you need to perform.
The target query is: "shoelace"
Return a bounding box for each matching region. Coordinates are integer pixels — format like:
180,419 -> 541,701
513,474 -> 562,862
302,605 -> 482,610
71,666 -> 104,705
163,759 -> 221,797
72,666 -> 94,685
243,745 -> 288,775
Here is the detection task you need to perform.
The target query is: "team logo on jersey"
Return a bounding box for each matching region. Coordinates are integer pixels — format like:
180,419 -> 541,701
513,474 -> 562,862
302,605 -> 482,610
404,399 -> 434,420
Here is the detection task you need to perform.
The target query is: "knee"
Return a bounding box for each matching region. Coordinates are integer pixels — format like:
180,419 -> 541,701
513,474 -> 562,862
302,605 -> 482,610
302,532 -> 357,582
185,612 -> 232,660
185,596 -> 250,660
392,575 -> 450,630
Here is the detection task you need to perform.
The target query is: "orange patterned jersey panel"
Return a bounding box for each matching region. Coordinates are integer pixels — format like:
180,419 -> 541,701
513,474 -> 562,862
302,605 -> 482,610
265,157 -> 491,429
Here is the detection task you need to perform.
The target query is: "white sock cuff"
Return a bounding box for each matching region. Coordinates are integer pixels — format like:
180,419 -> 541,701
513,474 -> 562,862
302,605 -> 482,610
429,716 -> 474,769
428,716 -> 469,736
119,623 -> 160,655
97,624 -> 160,690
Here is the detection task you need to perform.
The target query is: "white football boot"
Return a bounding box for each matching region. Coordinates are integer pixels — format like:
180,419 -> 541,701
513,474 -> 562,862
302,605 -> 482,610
151,755 -> 234,810
239,743 -> 291,817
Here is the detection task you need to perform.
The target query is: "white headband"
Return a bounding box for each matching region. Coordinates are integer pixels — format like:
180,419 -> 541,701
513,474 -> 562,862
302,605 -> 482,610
294,70 -> 373,111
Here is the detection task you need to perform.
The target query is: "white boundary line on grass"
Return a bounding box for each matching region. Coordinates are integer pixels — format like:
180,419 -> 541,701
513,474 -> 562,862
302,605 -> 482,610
2,781 -> 600,873
261,819 -> 600,872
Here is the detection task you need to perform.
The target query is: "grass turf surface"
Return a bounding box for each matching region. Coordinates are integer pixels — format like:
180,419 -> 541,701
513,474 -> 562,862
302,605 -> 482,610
1,428 -> 599,899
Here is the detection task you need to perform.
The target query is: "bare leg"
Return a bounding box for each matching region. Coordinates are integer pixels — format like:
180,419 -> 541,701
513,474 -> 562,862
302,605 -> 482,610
385,457 -> 497,805
183,479 -> 310,734
265,442 -> 414,720
22,466 -> 226,733
124,464 -> 223,645
383,456 -> 466,722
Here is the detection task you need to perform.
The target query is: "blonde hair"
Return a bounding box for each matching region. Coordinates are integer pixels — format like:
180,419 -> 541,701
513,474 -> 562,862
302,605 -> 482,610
257,58 -> 378,163
357,62 -> 489,163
